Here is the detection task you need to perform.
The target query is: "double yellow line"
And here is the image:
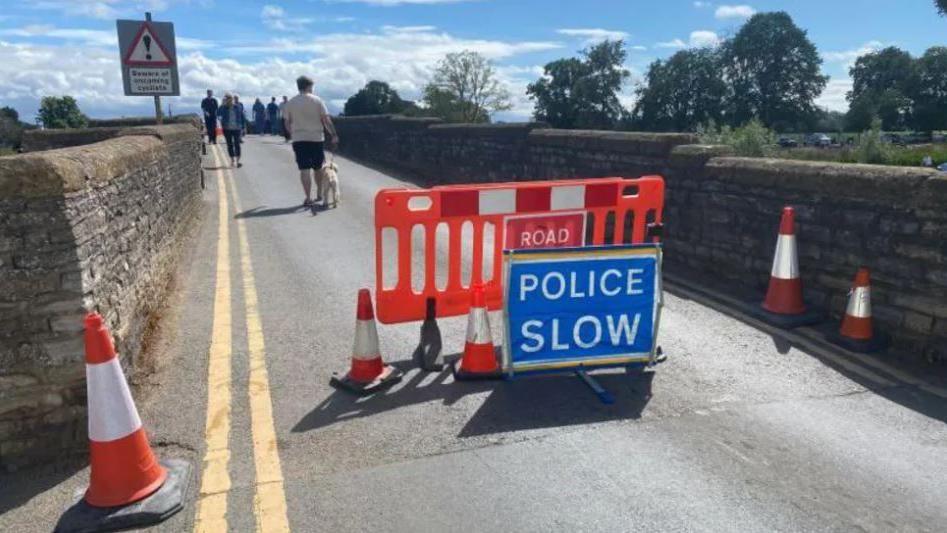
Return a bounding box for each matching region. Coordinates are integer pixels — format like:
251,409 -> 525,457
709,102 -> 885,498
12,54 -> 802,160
194,145 -> 291,532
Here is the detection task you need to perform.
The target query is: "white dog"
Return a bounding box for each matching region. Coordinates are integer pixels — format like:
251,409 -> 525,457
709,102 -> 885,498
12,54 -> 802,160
317,158 -> 341,208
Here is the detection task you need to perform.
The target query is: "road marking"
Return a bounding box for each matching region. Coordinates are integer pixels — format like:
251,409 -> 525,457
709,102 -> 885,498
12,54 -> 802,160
224,150 -> 292,532
194,146 -> 233,533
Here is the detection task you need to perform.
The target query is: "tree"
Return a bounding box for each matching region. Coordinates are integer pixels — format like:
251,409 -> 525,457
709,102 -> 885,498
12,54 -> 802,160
37,96 -> 87,129
527,40 -> 630,129
632,48 -> 726,131
343,81 -> 410,116
422,50 -> 511,123
912,47 -> 947,132
846,47 -> 917,131
721,12 -> 827,131
814,109 -> 846,133
938,0 -> 947,16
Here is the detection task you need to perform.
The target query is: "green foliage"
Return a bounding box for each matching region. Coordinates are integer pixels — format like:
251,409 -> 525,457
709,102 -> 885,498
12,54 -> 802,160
343,81 -> 412,116
853,118 -> 892,164
698,119 -> 776,157
37,96 -> 87,129
913,47 -> 947,132
722,12 -> 828,131
527,40 -> 630,129
632,48 -> 726,132
846,47 -> 917,131
0,106 -> 25,149
844,46 -> 947,133
422,50 -> 511,123
938,0 -> 947,15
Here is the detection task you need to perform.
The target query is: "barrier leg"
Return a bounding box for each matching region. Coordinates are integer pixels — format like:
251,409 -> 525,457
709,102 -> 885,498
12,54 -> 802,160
575,369 -> 614,405
413,298 -> 444,371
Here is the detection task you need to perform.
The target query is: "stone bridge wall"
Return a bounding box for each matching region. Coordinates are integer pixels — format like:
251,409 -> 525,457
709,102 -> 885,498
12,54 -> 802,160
334,115 -> 947,364
0,123 -> 202,470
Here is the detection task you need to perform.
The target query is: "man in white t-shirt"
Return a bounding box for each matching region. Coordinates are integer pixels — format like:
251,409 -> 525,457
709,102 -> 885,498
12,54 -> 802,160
283,76 -> 339,206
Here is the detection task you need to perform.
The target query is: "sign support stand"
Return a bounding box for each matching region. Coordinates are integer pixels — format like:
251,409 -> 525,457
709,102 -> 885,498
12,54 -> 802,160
575,369 -> 614,405
144,12 -> 163,125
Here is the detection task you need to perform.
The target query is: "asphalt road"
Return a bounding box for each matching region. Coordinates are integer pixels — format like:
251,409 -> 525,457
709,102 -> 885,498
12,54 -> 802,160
3,135 -> 947,532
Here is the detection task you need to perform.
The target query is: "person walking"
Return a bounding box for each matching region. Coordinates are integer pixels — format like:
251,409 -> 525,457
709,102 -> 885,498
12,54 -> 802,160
201,89 -> 218,144
252,98 -> 266,135
283,76 -> 339,206
233,95 -> 248,136
218,93 -> 245,168
266,97 -> 280,135
279,95 -> 290,142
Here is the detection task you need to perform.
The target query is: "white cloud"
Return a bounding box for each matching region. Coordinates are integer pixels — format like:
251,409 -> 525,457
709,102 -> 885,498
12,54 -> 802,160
556,28 -> 629,44
261,4 -> 314,31
630,45 -> 647,51
381,25 -> 438,32
693,1 -> 711,7
816,78 -> 852,112
689,30 -> 720,47
0,26 -> 562,122
655,38 -> 686,49
823,40 -> 885,68
655,31 -> 721,50
715,4 -> 756,20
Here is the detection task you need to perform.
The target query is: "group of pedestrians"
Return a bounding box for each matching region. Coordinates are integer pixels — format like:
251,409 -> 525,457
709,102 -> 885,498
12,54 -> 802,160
200,76 -> 340,207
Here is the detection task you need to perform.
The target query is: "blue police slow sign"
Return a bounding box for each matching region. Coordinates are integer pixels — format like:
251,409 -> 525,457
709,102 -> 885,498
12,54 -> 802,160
503,245 -> 662,375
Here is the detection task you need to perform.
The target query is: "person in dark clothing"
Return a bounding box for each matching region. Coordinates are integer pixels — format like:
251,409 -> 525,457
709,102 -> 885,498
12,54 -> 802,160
218,93 -> 245,167
266,97 -> 279,135
252,98 -> 266,135
201,89 -> 218,144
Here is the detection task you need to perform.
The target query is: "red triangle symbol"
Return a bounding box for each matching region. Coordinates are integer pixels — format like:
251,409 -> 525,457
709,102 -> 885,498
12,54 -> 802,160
123,22 -> 173,67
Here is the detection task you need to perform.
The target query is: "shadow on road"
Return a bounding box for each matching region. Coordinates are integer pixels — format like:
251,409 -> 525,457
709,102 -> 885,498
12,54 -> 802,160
235,205 -> 314,219
0,459 -> 83,516
292,357 -> 653,437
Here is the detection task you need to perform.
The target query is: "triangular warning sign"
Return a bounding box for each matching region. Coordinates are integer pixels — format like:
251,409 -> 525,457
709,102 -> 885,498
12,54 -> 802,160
123,22 -> 173,66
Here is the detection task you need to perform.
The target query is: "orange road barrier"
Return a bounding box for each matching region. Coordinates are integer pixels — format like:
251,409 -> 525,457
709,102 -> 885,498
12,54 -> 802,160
374,176 -> 665,326
55,313 -> 189,533
755,206 -> 822,328
828,267 -> 888,352
452,283 -> 502,381
330,289 -> 403,395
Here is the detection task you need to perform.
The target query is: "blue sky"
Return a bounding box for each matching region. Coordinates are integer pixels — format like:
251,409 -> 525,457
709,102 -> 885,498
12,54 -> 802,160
0,0 -> 944,122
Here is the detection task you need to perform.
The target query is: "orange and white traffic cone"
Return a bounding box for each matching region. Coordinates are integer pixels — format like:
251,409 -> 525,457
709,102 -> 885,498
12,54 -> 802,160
452,284 -> 503,380
827,267 -> 888,352
756,206 -> 821,327
55,313 -> 189,533
330,289 -> 403,395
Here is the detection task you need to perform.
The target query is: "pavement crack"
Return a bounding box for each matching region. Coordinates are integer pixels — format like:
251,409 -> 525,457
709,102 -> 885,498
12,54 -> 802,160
152,439 -> 198,453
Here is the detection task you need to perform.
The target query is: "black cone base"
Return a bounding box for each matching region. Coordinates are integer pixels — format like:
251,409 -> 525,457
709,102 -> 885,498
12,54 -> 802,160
55,459 -> 191,533
330,365 -> 403,396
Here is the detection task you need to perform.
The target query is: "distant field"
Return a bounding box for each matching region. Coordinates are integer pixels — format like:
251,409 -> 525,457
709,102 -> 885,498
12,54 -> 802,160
776,141 -> 947,167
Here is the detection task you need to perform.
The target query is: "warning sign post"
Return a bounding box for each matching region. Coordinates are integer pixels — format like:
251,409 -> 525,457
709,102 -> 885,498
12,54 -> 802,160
117,12 -> 179,122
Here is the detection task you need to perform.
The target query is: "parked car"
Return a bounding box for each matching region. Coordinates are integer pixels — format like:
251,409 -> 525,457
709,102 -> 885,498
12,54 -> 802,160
778,137 -> 798,148
882,133 -> 906,146
938,162 -> 947,173
805,133 -> 831,147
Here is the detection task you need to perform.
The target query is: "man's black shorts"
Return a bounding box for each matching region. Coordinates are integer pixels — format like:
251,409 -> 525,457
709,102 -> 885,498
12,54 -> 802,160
292,141 -> 325,170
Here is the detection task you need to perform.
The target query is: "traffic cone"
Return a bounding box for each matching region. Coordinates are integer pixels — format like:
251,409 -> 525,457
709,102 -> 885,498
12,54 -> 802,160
55,313 -> 190,533
452,284 -> 503,381
827,268 -> 888,352
330,289 -> 403,395
755,206 -> 822,327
